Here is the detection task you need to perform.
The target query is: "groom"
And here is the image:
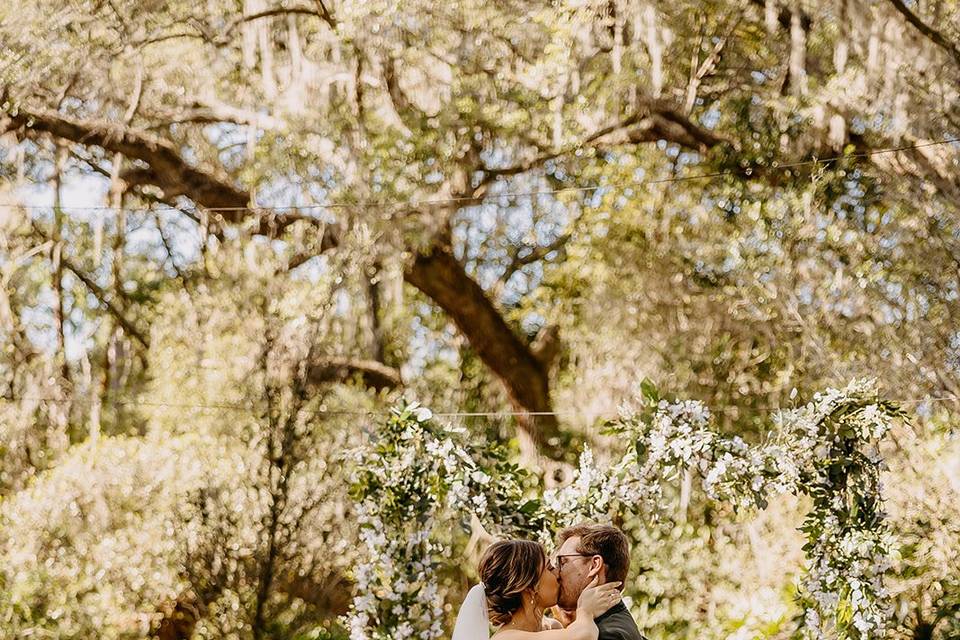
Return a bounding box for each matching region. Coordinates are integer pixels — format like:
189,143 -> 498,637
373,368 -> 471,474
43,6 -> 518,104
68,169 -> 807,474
550,523 -> 647,640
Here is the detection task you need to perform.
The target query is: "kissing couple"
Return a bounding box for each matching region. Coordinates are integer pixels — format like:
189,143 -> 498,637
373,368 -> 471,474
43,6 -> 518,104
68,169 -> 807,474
452,523 -> 646,640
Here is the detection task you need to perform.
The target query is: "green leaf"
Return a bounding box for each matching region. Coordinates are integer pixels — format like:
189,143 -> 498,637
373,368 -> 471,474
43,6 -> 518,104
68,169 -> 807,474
519,499 -> 542,515
640,378 -> 660,403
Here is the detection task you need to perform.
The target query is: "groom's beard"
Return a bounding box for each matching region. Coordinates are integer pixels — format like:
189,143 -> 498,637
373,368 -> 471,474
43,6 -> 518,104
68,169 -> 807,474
557,582 -> 580,610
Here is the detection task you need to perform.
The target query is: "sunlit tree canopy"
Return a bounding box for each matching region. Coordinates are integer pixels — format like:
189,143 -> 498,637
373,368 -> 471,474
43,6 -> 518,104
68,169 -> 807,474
1,0 -> 959,638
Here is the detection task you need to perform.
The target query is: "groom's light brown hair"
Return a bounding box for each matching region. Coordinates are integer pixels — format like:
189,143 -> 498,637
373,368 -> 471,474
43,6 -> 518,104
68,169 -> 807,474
556,523 -> 630,585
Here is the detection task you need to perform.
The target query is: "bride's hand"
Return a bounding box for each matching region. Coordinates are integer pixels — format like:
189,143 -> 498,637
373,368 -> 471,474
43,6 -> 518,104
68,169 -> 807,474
541,617 -> 564,630
575,576 -> 622,619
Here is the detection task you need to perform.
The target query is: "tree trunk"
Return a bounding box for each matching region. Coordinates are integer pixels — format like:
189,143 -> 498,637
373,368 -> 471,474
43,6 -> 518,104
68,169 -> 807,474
367,262 -> 386,363
98,152 -> 128,440
51,143 -> 70,385
405,244 -> 562,455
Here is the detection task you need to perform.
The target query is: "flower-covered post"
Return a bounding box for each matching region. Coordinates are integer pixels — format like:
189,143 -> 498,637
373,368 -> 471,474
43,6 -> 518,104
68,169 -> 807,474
781,385 -> 903,640
345,402 -> 542,640
346,403 -> 449,640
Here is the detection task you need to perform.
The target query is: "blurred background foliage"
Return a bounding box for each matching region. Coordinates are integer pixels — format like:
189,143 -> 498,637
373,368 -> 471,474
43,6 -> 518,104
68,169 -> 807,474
0,0 -> 959,637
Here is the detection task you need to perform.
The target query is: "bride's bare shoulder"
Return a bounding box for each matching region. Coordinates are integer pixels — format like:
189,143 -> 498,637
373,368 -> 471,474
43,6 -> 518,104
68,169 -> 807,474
493,618 -> 562,638
492,624 -> 560,640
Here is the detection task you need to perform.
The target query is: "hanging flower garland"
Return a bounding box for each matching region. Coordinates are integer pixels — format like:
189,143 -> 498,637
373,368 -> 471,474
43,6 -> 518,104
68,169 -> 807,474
542,378 -> 902,640
345,379 -> 902,640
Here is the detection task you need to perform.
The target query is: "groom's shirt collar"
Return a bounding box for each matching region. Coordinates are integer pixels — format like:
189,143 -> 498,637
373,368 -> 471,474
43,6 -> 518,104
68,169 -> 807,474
594,600 -> 627,623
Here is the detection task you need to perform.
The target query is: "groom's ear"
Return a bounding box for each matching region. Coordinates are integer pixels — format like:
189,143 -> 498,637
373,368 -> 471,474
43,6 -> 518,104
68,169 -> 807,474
588,555 -> 604,578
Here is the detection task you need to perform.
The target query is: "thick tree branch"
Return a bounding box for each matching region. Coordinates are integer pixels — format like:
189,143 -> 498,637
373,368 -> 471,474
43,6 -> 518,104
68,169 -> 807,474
136,31 -> 206,47
7,106 -> 308,233
222,7 -> 334,39
500,233 -> 571,285
143,99 -> 286,130
531,324 -> 561,369
382,56 -> 434,129
886,0 -> 960,67
845,131 -> 960,203
609,110 -> 731,151
307,357 -> 401,391
10,107 -> 245,208
135,5 -> 335,49
484,100 -> 732,178
312,0 -> 337,29
404,243 -> 562,451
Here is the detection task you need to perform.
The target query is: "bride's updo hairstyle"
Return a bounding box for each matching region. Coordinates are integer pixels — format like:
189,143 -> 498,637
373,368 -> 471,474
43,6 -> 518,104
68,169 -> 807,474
478,539 -> 546,625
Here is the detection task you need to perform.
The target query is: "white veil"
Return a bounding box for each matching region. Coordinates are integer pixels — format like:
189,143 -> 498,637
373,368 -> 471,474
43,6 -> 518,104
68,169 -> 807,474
451,583 -> 490,640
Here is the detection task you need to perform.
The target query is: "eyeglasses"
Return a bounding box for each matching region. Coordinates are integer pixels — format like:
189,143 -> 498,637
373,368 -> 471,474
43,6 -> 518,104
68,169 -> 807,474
548,553 -> 596,571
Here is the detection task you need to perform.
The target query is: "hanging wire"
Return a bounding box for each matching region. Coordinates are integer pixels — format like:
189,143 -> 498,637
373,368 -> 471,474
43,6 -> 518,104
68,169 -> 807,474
1,137 -> 958,215
0,393 -> 956,417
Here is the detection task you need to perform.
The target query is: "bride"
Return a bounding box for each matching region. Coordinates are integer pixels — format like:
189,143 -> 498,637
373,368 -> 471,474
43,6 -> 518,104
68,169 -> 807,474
452,539 -> 622,640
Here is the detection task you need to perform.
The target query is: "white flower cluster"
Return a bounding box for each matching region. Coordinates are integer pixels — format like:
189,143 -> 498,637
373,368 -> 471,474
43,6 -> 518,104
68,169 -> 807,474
346,503 -> 445,640
344,404 -> 465,640
543,448 -> 618,527
780,382 -> 898,640
802,528 -> 895,640
344,402 -> 523,640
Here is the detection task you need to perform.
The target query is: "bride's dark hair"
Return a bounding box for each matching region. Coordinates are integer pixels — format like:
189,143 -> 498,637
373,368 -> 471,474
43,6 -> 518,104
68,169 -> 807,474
478,539 -> 546,625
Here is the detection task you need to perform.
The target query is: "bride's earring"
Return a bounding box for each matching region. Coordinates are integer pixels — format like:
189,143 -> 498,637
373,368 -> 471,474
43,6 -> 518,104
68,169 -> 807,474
531,589 -> 543,618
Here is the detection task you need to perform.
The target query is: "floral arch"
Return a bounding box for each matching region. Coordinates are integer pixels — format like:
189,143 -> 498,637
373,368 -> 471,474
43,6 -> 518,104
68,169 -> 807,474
345,379 -> 902,640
